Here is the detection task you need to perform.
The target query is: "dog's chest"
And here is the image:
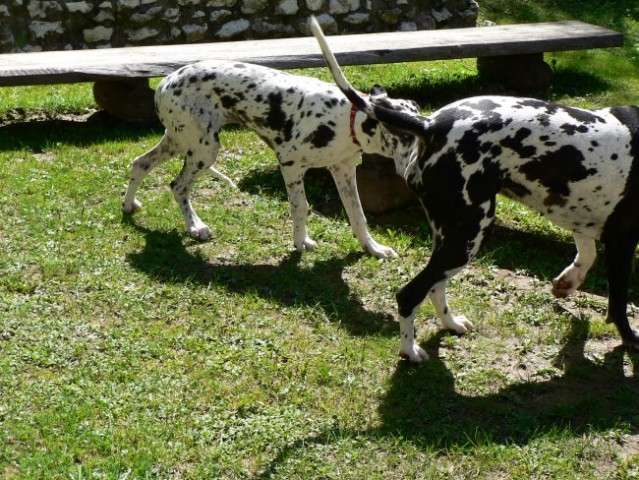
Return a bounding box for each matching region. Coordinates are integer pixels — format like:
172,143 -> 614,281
410,97 -> 639,238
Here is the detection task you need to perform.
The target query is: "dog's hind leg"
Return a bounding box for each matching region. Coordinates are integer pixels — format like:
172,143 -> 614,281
123,133 -> 178,213
170,142 -> 220,240
328,158 -> 397,259
552,233 -> 597,298
279,162 -> 317,251
604,236 -> 639,349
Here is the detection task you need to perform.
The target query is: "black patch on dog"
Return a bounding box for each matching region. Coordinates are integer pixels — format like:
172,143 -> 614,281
266,92 -> 294,141
602,106 -> 639,238
361,117 -> 378,137
560,123 -> 589,135
500,127 -> 536,158
519,145 -> 597,206
306,125 -> 336,148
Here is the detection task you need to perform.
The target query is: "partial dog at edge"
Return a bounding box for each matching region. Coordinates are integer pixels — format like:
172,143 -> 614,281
123,57 -> 420,259
311,16 -> 639,362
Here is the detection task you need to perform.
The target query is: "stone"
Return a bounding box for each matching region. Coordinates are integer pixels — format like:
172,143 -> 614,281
127,27 -> 160,42
344,13 -> 368,25
117,0 -> 141,9
84,25 -> 114,42
328,0 -> 358,15
431,8 -> 452,23
94,10 -> 115,22
206,0 -> 237,6
241,0 -> 268,14
130,6 -> 163,23
209,9 -> 232,22
66,2 -> 93,13
275,0 -> 298,15
30,21 -> 64,39
399,21 -> 416,31
216,19 -> 250,39
182,23 -> 208,42
305,0 -> 323,10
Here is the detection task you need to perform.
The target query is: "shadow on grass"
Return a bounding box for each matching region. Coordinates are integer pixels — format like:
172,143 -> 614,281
0,111 -> 163,152
123,218 -> 396,337
256,318 -> 639,477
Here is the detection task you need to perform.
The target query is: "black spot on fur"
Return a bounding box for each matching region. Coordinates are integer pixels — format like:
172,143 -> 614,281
519,145 -> 596,207
306,125 -> 335,148
560,123 -> 589,135
361,117 -> 378,137
500,127 -> 536,158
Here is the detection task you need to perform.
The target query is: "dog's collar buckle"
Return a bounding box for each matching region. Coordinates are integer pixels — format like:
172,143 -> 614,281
350,103 -> 360,146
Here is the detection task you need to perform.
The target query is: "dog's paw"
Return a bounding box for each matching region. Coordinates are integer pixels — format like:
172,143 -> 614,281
552,266 -> 584,298
367,242 -> 398,259
443,315 -> 473,335
399,343 -> 429,363
295,237 -> 318,251
123,199 -> 142,214
189,225 -> 213,241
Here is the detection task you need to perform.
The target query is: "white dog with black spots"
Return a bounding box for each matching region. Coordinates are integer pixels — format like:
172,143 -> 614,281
123,60 -> 419,259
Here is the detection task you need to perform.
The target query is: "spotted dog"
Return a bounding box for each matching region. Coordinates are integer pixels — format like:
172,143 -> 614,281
311,16 -> 639,362
123,60 -> 420,259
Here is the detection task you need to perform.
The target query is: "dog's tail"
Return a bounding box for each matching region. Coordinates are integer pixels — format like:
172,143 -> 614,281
309,16 -> 427,137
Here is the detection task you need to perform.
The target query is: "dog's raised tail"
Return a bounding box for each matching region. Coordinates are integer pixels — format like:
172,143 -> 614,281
310,16 -> 427,137
309,16 -> 370,113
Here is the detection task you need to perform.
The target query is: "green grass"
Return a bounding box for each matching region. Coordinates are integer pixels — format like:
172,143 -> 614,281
1,2 -> 639,478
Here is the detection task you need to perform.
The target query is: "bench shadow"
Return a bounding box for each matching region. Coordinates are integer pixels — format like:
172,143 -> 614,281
0,111 -> 162,151
122,218 -> 396,337
255,318 -> 639,478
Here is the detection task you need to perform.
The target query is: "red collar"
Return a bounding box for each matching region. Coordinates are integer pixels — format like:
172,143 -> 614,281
350,103 -> 360,146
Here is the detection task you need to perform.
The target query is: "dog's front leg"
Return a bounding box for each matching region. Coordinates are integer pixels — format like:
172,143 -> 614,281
552,233 -> 597,298
604,236 -> 639,349
279,163 -> 317,251
398,312 -> 429,362
328,159 -> 397,259
429,279 -> 473,334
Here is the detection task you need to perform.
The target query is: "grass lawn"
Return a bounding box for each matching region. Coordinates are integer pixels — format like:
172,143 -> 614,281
1,1 -> 639,478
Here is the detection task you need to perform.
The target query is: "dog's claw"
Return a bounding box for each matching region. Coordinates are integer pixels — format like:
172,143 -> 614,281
399,343 -> 429,363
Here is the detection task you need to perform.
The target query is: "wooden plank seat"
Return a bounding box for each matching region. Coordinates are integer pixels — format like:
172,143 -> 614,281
0,21 -> 623,86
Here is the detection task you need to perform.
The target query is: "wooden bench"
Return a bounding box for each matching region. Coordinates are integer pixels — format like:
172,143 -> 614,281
0,20 -> 623,125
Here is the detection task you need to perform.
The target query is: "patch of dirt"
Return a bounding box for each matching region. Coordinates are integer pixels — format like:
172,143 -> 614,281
0,107 -> 99,127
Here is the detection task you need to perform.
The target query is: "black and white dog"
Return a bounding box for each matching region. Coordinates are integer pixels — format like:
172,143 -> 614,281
311,17 -> 639,362
123,60 -> 420,259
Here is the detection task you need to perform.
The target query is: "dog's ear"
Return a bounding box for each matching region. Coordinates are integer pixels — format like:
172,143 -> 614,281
369,84 -> 397,110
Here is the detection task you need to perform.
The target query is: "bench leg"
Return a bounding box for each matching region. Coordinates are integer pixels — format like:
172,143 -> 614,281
356,153 -> 418,214
477,53 -> 552,94
93,78 -> 158,126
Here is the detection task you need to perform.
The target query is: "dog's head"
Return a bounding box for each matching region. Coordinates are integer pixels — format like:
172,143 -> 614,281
357,84 -> 423,171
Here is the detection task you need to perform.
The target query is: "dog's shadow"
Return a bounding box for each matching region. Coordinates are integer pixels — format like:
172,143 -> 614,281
123,218 -> 396,336
256,318 -> 639,478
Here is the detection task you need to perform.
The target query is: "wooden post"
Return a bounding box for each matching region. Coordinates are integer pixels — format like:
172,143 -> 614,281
93,78 -> 159,126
